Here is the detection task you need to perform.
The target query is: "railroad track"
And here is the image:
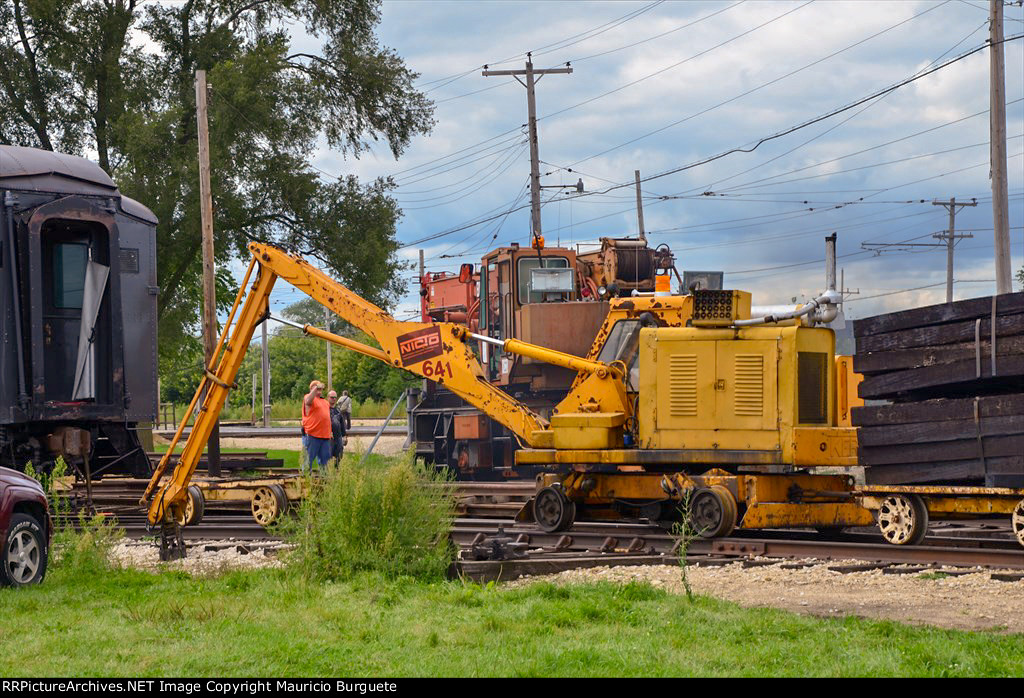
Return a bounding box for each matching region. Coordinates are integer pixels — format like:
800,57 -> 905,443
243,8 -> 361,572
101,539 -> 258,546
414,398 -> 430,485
450,517 -> 1024,581
67,478 -> 1024,576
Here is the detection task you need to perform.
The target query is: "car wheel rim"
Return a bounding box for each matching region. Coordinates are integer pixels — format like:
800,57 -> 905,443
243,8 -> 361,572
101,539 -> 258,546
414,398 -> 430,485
8,531 -> 39,583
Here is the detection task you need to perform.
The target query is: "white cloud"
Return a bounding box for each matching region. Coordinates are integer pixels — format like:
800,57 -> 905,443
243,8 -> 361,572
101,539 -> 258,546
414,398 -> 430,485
272,0 -> 1024,318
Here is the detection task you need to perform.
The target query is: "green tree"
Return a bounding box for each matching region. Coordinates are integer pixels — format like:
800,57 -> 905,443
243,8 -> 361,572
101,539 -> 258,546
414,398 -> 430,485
0,0 -> 433,381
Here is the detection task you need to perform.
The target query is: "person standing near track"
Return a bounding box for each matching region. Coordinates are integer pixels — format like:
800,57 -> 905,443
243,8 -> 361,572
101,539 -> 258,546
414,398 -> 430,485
338,390 -> 352,431
302,380 -> 332,474
327,389 -> 347,463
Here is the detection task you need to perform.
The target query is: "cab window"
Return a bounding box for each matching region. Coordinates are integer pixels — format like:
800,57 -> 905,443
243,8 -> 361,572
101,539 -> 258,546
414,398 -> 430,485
517,256 -> 569,304
597,319 -> 642,391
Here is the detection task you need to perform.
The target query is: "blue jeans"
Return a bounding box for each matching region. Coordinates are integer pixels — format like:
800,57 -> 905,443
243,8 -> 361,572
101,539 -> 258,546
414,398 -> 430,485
302,434 -> 332,473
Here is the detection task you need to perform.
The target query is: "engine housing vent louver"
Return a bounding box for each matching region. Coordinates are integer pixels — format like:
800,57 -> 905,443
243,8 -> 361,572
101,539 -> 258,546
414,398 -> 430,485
668,354 -> 698,417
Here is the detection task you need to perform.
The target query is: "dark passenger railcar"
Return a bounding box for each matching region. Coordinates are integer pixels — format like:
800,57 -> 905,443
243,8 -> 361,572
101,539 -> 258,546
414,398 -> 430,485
0,145 -> 157,477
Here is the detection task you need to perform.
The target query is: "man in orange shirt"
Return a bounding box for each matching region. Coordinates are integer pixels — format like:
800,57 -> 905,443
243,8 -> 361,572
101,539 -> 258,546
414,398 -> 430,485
302,380 -> 333,473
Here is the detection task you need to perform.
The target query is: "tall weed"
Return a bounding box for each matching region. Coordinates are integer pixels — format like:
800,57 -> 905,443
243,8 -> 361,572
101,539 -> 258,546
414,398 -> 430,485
280,453 -> 456,582
25,456 -> 123,574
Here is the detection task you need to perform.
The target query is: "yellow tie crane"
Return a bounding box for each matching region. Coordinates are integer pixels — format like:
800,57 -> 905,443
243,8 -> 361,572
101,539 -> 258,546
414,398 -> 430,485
141,242 -> 628,558
142,241 -> 1024,557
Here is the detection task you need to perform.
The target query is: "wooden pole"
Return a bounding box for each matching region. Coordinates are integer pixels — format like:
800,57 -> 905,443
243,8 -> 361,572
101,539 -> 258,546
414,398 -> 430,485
482,57 -> 572,242
195,69 -> 220,476
932,198 -> 976,303
989,0 -> 1011,294
634,170 -> 646,242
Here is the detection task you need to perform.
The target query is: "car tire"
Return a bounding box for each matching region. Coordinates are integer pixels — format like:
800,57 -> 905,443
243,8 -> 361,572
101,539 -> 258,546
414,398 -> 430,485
1,514 -> 48,587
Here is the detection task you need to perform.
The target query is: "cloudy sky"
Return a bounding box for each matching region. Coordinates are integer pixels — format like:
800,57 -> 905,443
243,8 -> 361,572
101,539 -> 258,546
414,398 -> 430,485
265,0 -> 1024,323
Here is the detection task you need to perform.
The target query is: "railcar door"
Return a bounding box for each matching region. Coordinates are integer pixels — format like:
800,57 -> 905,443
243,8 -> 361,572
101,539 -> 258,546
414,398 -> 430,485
40,219 -> 112,403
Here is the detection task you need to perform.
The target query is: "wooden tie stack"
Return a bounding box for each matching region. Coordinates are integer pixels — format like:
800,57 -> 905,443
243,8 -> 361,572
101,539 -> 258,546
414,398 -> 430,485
851,291 -> 1024,487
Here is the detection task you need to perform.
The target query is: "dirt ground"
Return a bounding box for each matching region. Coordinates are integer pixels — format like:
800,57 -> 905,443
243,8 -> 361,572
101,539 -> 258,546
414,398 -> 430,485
508,562 -> 1024,634
110,539 -> 289,576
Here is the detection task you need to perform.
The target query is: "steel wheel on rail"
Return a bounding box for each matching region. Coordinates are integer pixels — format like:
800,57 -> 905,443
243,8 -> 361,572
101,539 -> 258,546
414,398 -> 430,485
175,485 -> 205,527
251,485 -> 288,527
877,494 -> 929,546
1012,499 -> 1024,548
534,485 -> 575,533
689,486 -> 738,539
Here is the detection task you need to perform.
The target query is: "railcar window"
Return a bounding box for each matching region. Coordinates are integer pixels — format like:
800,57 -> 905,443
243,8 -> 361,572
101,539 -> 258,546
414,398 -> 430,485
53,243 -> 88,309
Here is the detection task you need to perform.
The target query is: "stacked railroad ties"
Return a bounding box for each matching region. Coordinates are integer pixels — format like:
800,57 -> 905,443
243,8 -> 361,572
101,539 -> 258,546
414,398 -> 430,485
851,292 -> 1024,487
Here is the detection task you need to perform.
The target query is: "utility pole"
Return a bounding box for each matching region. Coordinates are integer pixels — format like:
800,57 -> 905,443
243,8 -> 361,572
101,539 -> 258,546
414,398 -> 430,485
933,198 -> 977,303
195,69 -> 220,476
990,0 -> 1012,294
483,55 -> 572,241
325,307 -> 332,391
862,197 -> 978,303
634,170 -> 646,242
839,268 -> 860,311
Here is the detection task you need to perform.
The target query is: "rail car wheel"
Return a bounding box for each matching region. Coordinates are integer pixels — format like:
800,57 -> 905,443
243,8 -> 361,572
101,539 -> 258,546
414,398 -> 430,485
1012,499 -> 1024,548
251,485 -> 289,527
877,494 -> 928,546
534,486 -> 575,533
176,485 -> 205,527
689,486 -> 737,539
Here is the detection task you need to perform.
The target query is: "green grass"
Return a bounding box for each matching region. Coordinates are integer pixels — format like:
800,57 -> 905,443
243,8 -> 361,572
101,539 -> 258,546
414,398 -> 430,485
12,455 -> 1021,677
0,567 -> 1021,677
152,443 -> 302,471
163,397 -> 407,426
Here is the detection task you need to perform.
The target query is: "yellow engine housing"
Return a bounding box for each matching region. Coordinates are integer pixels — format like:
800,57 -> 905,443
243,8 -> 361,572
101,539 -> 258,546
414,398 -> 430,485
636,324 -> 856,467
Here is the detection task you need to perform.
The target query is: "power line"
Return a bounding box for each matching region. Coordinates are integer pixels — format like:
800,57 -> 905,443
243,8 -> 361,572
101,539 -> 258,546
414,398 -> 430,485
717,136 -> 1024,193
698,20 -> 996,195
413,1 -> 663,94
539,1 -> 817,126
674,102 -> 1021,197
567,32 -> 1024,191
393,133 -> 526,183
402,143 -> 529,210
565,1 -> 746,64
396,38 -> 1023,251
397,142 -> 528,206
395,139 -> 528,195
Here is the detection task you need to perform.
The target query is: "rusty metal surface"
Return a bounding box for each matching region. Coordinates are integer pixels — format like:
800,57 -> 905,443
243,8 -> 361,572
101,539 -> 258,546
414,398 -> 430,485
860,484 -> 1024,496
514,448 -> 783,466
519,301 -> 608,360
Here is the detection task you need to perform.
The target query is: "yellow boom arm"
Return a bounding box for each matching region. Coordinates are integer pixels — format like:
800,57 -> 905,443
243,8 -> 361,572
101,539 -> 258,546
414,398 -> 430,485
142,243 -> 622,526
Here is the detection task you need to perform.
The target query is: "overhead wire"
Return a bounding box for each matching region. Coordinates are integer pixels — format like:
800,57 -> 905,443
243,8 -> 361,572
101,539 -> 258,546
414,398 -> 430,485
414,1 -> 663,96
394,138 -> 527,195
694,17 -> 994,196
397,24 -> 1024,254
433,1 -> 744,105
402,143 -> 530,210
538,1 -> 818,126
561,31 -> 1024,190
716,136 -> 1024,193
